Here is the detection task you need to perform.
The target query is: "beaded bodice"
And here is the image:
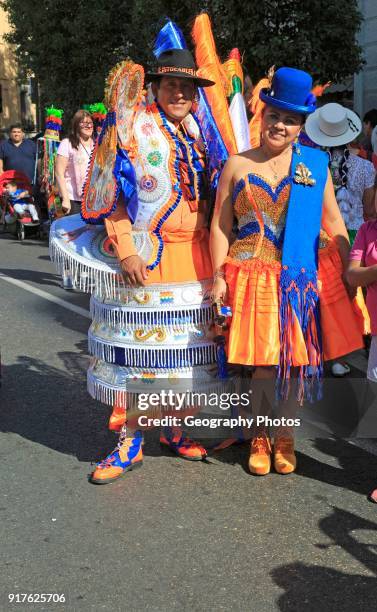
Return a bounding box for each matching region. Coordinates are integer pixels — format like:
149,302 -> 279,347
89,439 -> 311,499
229,174 -> 291,264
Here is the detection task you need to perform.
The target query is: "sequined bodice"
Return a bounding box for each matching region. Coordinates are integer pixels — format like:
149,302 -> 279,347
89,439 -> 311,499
229,174 -> 291,263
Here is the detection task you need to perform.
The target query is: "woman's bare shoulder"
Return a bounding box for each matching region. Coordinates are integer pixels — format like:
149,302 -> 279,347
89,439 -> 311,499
224,149 -> 261,172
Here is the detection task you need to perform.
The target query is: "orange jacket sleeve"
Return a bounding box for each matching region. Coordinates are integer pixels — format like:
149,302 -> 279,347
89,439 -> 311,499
104,203 -> 137,261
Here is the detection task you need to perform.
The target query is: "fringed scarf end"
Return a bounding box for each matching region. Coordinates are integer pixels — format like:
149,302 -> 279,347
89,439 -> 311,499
278,267 -> 323,404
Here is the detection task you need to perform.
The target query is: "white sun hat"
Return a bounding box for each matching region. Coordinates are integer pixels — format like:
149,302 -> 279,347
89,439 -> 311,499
305,102 -> 361,147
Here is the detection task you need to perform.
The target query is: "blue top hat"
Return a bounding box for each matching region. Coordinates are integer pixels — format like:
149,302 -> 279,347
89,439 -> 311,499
259,67 -> 316,115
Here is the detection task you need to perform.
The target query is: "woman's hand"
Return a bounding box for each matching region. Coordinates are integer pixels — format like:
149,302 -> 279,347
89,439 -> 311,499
211,277 -> 228,304
342,273 -> 357,300
61,198 -> 71,214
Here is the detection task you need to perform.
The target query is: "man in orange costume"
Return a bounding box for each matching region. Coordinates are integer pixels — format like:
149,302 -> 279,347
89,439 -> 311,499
90,48 -> 218,484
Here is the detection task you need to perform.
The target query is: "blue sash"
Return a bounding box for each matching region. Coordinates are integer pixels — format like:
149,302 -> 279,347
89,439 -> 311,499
278,145 -> 328,402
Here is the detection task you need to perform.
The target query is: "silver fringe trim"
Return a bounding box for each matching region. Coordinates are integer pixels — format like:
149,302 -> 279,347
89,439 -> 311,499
88,331 -> 217,367
90,297 -> 213,329
49,238 -> 122,297
87,369 -> 232,409
87,369 -> 128,408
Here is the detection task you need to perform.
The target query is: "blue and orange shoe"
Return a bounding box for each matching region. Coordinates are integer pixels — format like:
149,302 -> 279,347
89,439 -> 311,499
160,428 -> 207,461
90,431 -> 143,485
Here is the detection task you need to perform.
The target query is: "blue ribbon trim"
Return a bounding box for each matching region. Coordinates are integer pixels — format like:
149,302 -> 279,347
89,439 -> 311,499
113,149 -> 139,224
233,174 -> 292,204
192,90 -> 229,199
146,104 -> 183,271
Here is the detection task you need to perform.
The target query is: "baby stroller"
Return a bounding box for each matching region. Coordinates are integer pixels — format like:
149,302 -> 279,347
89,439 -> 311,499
0,170 -> 41,240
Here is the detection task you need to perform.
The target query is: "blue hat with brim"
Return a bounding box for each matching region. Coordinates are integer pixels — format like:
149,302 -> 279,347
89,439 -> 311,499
259,67 -> 317,115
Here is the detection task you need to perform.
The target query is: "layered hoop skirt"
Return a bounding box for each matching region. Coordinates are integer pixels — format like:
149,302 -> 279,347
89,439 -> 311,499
50,214 -> 221,410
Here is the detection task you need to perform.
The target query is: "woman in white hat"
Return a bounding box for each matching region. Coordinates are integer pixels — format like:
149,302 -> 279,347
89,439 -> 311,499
306,103 -> 376,377
306,103 -> 376,242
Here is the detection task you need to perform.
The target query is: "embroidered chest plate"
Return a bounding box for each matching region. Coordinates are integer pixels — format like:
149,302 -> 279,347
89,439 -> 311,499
132,110 -> 172,230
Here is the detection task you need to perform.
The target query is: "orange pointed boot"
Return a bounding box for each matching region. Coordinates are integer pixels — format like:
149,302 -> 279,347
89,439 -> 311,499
248,434 -> 272,475
90,431 -> 143,485
274,437 -> 296,474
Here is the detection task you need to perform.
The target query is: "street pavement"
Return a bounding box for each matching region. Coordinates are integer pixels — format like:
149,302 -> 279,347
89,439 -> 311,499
1,231 -> 377,612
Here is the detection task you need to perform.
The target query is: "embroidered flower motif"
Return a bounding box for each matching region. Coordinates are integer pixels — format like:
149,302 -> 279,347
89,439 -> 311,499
140,174 -> 158,192
293,162 -> 316,186
147,151 -> 162,166
141,121 -> 154,136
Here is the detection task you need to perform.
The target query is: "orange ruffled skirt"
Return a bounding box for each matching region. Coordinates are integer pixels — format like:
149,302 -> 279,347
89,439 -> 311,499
225,240 -> 366,366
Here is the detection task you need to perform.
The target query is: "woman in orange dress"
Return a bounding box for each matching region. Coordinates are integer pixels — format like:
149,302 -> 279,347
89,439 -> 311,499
210,67 -> 364,476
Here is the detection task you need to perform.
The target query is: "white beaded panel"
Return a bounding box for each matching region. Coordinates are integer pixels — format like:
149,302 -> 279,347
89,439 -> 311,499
132,110 -> 172,230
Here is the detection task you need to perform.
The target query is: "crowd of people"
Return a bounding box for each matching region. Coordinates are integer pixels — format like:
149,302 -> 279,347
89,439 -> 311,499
3,17 -> 377,502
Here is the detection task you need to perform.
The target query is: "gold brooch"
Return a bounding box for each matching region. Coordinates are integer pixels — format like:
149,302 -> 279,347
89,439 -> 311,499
293,162 -> 316,186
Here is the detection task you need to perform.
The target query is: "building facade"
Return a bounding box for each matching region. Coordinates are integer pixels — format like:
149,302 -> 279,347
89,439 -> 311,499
354,0 -> 377,117
0,7 -> 36,133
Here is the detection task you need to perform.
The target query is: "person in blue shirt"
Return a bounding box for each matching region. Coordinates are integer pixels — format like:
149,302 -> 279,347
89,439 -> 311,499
4,180 -> 39,221
0,124 -> 37,184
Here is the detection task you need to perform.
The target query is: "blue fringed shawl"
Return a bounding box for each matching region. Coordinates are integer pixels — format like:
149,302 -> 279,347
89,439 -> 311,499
278,145 -> 328,402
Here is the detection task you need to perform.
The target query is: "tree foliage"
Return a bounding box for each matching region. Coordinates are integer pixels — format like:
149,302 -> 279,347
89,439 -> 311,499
1,0 -> 364,126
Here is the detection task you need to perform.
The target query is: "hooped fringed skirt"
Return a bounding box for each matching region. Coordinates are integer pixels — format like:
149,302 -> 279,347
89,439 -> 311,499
50,214 -> 221,409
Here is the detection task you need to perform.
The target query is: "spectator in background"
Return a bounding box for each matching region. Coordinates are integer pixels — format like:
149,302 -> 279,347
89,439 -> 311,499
347,188 -> 377,503
306,103 -> 376,242
55,109 -> 94,217
0,124 -> 37,183
55,109 -> 94,289
362,108 -> 377,154
306,102 -> 376,377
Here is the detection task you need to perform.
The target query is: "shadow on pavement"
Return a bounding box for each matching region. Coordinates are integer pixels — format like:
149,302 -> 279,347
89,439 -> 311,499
0,232 -> 48,247
210,437 -> 377,497
272,561 -> 376,611
297,438 -> 377,496
271,505 -> 377,611
0,354 -> 106,462
0,266 -> 61,289
0,352 -> 162,464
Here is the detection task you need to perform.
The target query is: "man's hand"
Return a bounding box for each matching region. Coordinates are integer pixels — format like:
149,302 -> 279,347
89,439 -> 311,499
121,255 -> 148,286
61,198 -> 71,214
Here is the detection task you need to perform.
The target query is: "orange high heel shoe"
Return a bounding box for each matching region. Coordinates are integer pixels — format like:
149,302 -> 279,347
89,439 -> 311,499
274,437 -> 296,474
248,434 -> 272,475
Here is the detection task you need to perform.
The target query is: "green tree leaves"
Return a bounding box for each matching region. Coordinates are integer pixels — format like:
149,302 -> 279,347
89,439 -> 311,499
1,0 -> 363,126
